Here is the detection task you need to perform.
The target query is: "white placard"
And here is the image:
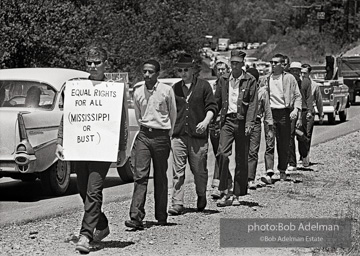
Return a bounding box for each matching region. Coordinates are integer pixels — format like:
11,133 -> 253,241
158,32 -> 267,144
63,80 -> 124,161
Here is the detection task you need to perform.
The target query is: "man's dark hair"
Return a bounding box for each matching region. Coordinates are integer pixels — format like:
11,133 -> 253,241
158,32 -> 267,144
273,53 -> 285,63
144,59 -> 160,72
86,46 -> 108,61
301,63 -> 312,73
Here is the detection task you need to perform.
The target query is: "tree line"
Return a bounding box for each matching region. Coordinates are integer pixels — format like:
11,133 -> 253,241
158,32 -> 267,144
1,0 -> 358,81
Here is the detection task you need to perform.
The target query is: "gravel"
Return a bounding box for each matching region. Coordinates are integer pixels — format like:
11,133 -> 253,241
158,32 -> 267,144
1,131 -> 360,256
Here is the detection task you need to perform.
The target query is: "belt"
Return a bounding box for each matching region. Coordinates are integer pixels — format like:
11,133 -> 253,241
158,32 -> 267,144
226,113 -> 238,119
140,126 -> 169,133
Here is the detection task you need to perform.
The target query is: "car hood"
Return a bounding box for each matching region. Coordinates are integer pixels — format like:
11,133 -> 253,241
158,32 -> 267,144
0,109 -> 21,159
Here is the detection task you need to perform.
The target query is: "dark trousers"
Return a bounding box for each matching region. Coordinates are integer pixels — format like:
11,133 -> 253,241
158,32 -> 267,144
288,118 -> 297,167
129,128 -> 170,222
298,112 -> 313,158
267,109 -> 291,172
248,118 -> 262,180
75,161 -> 111,240
209,128 -> 220,187
218,117 -> 249,196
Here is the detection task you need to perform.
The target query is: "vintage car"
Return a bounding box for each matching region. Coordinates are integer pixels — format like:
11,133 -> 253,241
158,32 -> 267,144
0,68 -> 138,195
310,65 -> 350,124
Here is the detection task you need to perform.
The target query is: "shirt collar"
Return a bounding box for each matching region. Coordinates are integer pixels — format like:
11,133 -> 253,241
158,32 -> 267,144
146,81 -> 159,91
229,71 -> 244,81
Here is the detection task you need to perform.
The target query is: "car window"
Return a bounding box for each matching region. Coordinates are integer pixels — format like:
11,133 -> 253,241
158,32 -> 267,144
0,81 -> 56,109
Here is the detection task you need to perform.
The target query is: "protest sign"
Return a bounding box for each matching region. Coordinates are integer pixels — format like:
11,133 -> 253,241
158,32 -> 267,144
62,80 -> 124,161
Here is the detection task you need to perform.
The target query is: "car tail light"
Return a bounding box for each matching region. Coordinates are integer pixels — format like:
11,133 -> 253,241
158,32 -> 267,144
17,112 -> 28,141
17,144 -> 26,152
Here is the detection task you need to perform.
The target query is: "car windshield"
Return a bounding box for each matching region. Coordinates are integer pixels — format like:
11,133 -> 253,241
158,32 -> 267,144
0,81 -> 56,109
310,71 -> 326,80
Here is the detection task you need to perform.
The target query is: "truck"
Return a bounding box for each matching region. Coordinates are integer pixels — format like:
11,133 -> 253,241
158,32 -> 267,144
310,56 -> 350,124
218,38 -> 230,51
338,55 -> 360,104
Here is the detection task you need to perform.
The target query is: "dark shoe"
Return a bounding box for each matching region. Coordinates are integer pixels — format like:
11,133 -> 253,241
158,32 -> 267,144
156,220 -> 167,226
216,194 -> 233,207
248,180 -> 257,190
280,172 -> 290,181
197,195 -> 207,211
93,226 -> 110,242
168,205 -> 184,215
211,189 -> 222,199
76,235 -> 90,254
260,175 -> 272,185
125,219 -> 144,230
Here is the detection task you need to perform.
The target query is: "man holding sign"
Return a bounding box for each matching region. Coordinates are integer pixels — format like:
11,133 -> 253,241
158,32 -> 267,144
55,46 -> 128,253
125,60 -> 176,230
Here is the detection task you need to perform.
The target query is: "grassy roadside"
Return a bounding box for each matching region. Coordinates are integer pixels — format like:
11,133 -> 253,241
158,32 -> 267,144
1,131 -> 360,256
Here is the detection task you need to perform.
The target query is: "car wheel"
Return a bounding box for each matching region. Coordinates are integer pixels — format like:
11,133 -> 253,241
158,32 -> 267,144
41,161 -> 71,196
328,113 -> 336,124
117,157 -> 134,183
339,109 -> 347,122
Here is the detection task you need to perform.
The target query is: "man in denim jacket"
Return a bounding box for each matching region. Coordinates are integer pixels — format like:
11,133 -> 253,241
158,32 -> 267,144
215,50 -> 258,207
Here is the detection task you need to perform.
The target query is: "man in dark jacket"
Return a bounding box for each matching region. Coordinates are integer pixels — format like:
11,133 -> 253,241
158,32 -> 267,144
215,49 -> 258,207
168,53 -> 218,215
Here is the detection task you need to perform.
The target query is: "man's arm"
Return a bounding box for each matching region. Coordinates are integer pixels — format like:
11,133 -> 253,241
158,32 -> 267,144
168,86 -> 177,136
245,78 -> 259,134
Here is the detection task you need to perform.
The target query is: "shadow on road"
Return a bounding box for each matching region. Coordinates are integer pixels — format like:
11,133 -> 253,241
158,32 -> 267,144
0,175 -> 132,202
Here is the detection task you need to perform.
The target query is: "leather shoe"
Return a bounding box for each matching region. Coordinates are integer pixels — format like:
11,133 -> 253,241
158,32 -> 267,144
156,220 -> 167,226
125,219 -> 144,230
168,205 -> 184,215
197,195 -> 207,211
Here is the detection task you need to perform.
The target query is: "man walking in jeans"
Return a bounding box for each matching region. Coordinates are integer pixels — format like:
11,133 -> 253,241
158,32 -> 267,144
215,50 -> 258,207
169,53 -> 217,215
125,59 -> 176,229
260,53 -> 302,184
56,46 -> 128,253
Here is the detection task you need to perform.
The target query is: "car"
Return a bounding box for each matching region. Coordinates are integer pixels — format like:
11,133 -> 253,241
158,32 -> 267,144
244,56 -> 258,69
133,78 -> 182,88
0,68 -> 139,195
228,44 -> 237,50
254,61 -> 271,75
310,65 -> 350,124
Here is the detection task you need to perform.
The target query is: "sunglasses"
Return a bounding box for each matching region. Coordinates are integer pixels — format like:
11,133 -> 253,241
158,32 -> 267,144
177,68 -> 189,73
143,70 -> 156,74
86,61 -> 102,66
269,61 -> 281,65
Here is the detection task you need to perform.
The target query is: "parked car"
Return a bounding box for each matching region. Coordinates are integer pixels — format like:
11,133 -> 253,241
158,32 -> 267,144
254,61 -> 271,76
0,68 -> 139,195
228,43 -> 237,50
310,65 -> 350,124
133,78 -> 181,88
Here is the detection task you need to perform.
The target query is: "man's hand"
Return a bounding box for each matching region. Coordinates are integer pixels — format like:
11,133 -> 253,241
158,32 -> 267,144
296,118 -> 302,128
117,150 -> 127,166
196,120 -> 210,134
319,113 -> 324,124
290,109 -> 298,120
55,144 -> 64,160
306,112 -> 313,120
267,127 -> 274,140
245,126 -> 253,136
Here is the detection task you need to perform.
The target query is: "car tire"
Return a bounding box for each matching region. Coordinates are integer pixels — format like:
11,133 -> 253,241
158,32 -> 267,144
328,113 -> 336,124
339,109 -> 347,122
117,143 -> 136,183
40,161 -> 71,196
117,157 -> 134,183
